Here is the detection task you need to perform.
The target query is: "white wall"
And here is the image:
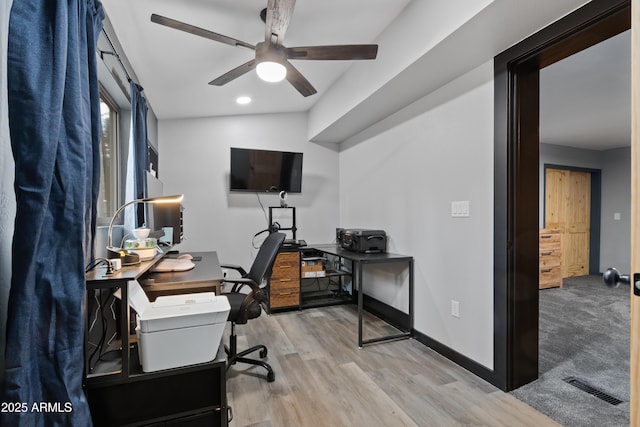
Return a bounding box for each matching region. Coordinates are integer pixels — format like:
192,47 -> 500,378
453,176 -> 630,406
599,147 -> 630,273
339,62 -> 495,369
158,112 -> 340,268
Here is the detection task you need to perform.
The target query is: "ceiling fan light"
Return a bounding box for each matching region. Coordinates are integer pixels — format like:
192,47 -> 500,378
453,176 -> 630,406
256,61 -> 287,83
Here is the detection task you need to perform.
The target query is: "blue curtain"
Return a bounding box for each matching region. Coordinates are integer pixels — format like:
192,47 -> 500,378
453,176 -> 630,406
131,81 -> 149,203
124,81 -> 148,230
2,1 -> 104,425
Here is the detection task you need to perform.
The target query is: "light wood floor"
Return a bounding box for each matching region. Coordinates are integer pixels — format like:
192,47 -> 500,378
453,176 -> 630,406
225,304 -> 561,427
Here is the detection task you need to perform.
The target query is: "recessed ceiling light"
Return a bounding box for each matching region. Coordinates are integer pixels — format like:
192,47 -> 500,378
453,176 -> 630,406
236,96 -> 251,105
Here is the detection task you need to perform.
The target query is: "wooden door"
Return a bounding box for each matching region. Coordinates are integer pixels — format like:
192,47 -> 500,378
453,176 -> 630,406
544,168 -> 591,277
630,1 -> 639,424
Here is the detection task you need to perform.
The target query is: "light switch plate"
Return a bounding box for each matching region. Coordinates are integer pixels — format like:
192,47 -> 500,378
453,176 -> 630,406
451,300 -> 460,318
451,201 -> 470,217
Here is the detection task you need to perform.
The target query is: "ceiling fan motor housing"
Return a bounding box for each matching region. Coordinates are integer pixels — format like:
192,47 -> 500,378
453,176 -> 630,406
256,42 -> 287,65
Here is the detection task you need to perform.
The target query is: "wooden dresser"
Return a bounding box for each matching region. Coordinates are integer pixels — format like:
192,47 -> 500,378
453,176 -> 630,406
269,250 -> 300,310
539,228 -> 562,289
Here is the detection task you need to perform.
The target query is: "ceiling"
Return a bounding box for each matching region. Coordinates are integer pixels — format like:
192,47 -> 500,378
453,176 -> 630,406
540,29 -> 630,151
101,0 -> 411,120
101,0 -> 630,151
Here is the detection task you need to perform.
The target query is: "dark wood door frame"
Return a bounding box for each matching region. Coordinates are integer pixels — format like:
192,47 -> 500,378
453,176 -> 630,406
493,0 -> 630,391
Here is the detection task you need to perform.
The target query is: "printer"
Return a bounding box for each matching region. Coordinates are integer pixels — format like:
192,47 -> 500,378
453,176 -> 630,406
128,281 -> 230,372
336,228 -> 387,253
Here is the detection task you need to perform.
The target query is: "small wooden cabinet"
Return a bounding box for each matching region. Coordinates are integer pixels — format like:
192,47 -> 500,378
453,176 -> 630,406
539,228 -> 562,289
269,251 -> 300,310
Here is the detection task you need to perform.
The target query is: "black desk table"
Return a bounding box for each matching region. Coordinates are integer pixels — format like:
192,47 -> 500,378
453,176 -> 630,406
308,244 -> 414,347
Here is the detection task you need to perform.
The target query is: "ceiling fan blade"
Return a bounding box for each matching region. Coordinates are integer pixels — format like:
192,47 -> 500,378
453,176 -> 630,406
287,45 -> 378,60
151,14 -> 254,50
265,0 -> 296,46
284,61 -> 316,97
209,59 -> 256,86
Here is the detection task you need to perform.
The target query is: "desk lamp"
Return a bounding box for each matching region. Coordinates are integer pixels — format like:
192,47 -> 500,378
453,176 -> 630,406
107,194 -> 184,264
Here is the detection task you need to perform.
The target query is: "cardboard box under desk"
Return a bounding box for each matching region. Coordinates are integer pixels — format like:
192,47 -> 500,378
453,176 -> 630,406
301,258 -> 324,278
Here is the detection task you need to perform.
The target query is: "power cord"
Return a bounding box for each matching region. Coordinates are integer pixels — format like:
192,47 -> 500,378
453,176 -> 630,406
251,222 -> 279,249
85,257 -> 114,274
255,192 -> 269,224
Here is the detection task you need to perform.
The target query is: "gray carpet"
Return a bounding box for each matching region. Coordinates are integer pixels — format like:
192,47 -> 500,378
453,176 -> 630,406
511,275 -> 630,427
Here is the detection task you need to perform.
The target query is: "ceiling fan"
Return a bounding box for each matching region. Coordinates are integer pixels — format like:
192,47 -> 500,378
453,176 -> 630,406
150,0 -> 378,97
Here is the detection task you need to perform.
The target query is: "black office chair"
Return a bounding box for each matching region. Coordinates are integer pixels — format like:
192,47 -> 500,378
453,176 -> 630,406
221,231 -> 286,382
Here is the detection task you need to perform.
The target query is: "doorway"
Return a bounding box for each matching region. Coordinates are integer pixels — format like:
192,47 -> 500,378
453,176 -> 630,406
493,0 -> 630,391
546,167 -> 591,277
543,165 -> 603,278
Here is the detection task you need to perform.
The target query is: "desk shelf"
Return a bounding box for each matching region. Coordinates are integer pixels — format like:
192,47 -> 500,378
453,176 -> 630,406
300,249 -> 353,310
86,345 -> 123,378
268,248 -> 355,312
300,267 -> 352,309
323,269 -> 351,278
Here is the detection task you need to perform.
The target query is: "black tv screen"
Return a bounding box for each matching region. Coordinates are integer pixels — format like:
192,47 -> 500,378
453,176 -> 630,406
230,147 -> 303,193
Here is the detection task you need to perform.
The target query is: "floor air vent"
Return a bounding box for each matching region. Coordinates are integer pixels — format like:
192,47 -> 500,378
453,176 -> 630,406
562,377 -> 623,406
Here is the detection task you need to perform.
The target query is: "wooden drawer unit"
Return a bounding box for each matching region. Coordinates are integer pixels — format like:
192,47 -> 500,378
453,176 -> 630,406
269,251 -> 300,310
539,229 -> 562,289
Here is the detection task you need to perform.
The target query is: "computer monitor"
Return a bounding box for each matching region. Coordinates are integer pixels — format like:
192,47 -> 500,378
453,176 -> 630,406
148,202 -> 183,245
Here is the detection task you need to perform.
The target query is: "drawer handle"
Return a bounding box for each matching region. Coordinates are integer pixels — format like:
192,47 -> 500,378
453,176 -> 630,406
279,292 -> 293,296
276,278 -> 292,282
541,235 -> 552,239
540,251 -> 552,256
541,268 -> 552,273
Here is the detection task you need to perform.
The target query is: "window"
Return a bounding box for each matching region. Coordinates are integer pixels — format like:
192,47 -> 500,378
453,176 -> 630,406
98,86 -> 119,220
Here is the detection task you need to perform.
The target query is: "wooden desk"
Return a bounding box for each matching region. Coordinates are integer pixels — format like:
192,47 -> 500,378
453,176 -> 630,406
307,244 -> 414,348
140,251 -> 224,301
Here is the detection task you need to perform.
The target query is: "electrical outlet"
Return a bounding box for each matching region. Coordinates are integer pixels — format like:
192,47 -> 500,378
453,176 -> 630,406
451,300 -> 460,318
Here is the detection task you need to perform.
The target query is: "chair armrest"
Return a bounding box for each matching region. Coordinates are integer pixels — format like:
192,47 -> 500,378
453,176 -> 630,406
222,277 -> 260,294
222,277 -> 267,303
220,263 -> 247,276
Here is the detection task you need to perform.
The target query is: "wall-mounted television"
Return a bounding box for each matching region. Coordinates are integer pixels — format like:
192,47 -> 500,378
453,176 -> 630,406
230,147 -> 303,193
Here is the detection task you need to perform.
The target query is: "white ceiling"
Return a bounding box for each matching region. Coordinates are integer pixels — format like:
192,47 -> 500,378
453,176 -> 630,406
540,29 -> 631,151
101,0 -> 629,151
101,0 -> 411,120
